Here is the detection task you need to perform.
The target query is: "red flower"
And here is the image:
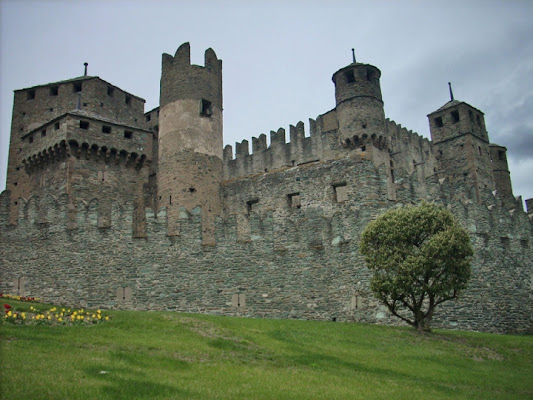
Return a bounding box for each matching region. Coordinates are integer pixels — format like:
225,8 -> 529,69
3,304 -> 11,310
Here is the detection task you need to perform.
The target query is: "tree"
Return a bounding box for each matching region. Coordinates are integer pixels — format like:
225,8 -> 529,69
359,202 -> 473,331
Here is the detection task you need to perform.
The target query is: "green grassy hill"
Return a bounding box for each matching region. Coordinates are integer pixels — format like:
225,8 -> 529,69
1,299 -> 532,399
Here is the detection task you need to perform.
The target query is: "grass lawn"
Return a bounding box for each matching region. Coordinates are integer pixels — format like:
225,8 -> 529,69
1,299 -> 532,400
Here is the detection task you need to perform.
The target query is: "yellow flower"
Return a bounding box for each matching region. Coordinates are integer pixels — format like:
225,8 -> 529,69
13,313 -> 18,318
92,314 -> 96,318
58,318 -> 63,322
97,314 -> 101,320
105,316 -> 109,321
47,315 -> 51,320
22,313 -> 26,319
62,308 -> 65,312
72,311 -> 77,316
97,310 -> 101,314
7,311 -> 12,316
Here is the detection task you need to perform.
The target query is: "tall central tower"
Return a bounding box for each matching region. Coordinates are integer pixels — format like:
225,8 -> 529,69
158,43 -> 223,244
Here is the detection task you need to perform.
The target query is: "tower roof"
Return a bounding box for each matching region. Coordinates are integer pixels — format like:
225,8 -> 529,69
427,100 -> 485,116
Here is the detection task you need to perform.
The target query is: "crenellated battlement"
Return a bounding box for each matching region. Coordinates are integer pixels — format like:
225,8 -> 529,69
222,111 -> 402,180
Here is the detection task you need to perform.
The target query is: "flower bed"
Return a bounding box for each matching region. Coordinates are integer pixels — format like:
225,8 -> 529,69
2,296 -> 110,326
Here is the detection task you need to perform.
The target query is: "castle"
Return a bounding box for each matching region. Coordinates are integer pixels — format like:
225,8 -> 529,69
1,43 -> 532,333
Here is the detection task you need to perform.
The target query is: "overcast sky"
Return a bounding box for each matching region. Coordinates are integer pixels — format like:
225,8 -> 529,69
1,0 -> 532,207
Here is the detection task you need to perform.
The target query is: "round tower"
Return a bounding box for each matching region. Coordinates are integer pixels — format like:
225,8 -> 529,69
489,144 -> 514,201
332,60 -> 385,142
158,42 -> 223,244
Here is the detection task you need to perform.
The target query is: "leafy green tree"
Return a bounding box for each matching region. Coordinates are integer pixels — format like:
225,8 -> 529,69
360,202 -> 473,331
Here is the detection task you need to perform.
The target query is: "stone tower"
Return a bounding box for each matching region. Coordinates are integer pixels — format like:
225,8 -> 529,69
489,144 -> 514,202
332,59 -> 385,143
428,100 -> 495,201
157,43 -> 223,244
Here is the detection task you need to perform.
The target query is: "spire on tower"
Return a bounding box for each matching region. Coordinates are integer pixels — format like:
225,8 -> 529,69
351,48 -> 356,63
448,82 -> 454,101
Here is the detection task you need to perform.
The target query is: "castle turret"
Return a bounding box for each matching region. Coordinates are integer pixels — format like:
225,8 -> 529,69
428,98 -> 495,201
157,43 -> 223,244
489,144 -> 514,201
332,58 -> 385,142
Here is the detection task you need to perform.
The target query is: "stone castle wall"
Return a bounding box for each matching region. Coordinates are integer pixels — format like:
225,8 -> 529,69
1,154 -> 531,334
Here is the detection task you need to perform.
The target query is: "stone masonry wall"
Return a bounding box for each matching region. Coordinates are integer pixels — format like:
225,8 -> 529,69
1,155 -> 531,334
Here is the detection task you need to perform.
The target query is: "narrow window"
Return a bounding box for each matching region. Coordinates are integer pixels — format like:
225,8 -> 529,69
231,294 -> 246,307
478,146 -> 482,156
366,68 -> 374,81
124,130 -> 133,139
288,193 -> 301,209
451,110 -> 460,123
435,116 -> 443,127
27,90 -> 36,100
498,150 -> 505,161
79,120 -> 89,130
41,129 -> 46,137
362,123 -> 367,129
200,99 -> 213,117
469,110 -> 474,121
146,114 -> 151,122
107,86 -> 114,97
73,82 -> 82,92
345,70 -> 355,83
102,125 -> 111,134
333,182 -> 348,203
50,86 -> 59,96
125,95 -> 131,105
476,115 -> 482,127
361,145 -> 366,152
54,122 -> 60,130
28,136 -> 34,143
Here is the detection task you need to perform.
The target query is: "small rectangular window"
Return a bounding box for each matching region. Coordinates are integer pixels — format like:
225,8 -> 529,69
451,110 -> 460,123
333,182 -> 348,203
246,199 -> 259,213
27,90 -> 36,100
435,116 -> 443,127
288,193 -> 301,209
54,122 -> 60,130
476,115 -> 482,127
28,136 -> 34,143
50,86 -> 59,96
200,99 -> 213,117
124,130 -> 133,139
146,114 -> 151,122
107,86 -> 114,97
345,70 -> 355,83
41,129 -> 46,137
73,82 -> 82,92
125,95 -> 131,105
102,125 -> 111,134
498,150 -> 505,161
79,120 -> 89,130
